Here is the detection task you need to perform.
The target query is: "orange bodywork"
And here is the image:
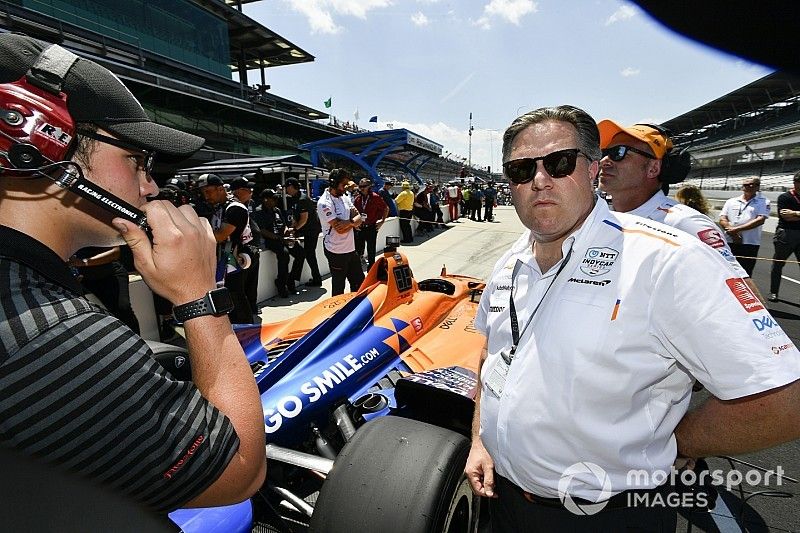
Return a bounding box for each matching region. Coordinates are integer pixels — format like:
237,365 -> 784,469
254,248 -> 486,376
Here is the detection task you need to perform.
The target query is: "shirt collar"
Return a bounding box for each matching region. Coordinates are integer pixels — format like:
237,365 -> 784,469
627,190 -> 667,218
0,225 -> 83,295
510,195 -> 607,273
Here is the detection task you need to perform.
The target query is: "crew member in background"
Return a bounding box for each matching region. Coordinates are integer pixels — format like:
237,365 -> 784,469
231,177 -> 261,322
446,180 -> 462,221
596,120 -> 758,297
395,180 -> 415,244
354,178 -> 389,269
317,169 -> 364,295
285,177 -> 323,288
769,171 -> 800,302
252,189 -> 291,298
483,181 -> 497,222
199,173 -> 254,323
462,184 -> 472,220
378,179 -> 398,218
719,178 -> 770,276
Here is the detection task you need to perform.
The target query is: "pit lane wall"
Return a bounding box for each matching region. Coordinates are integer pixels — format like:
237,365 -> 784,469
128,211 -> 445,340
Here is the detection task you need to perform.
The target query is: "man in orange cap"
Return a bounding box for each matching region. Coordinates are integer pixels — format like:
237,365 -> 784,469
596,120 -> 757,292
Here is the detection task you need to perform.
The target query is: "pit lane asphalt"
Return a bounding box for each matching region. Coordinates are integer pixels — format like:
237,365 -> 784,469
256,206 -> 799,532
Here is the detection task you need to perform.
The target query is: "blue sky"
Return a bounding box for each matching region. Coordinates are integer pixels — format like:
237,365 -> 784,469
243,0 -> 771,171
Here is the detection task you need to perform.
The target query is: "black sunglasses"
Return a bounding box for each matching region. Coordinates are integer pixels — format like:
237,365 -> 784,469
503,148 -> 588,184
601,145 -> 656,162
78,129 -> 156,176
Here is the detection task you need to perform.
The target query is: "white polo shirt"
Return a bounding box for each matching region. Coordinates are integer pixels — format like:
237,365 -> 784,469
720,194 -> 771,245
628,190 -> 748,278
317,189 -> 356,254
475,199 -> 800,501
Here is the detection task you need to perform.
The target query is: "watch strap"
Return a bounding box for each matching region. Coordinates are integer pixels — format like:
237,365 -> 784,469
173,288 -> 232,323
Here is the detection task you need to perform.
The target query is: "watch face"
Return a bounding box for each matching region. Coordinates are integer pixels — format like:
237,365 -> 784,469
209,288 -> 234,315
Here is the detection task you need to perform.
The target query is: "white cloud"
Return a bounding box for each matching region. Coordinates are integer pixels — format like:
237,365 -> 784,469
411,11 -> 430,26
472,16 -> 492,30
620,66 -> 640,77
440,72 -> 476,104
605,4 -> 637,25
483,0 -> 537,25
283,0 -> 393,34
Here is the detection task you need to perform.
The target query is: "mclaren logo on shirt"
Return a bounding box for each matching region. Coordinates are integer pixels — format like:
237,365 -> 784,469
568,277 -> 611,287
581,247 -> 618,276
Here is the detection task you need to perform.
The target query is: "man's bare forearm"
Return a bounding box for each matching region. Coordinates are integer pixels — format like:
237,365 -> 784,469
675,379 -> 800,459
472,344 -> 488,440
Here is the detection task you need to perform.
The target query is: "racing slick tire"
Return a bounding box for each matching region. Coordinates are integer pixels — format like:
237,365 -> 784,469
309,416 -> 478,533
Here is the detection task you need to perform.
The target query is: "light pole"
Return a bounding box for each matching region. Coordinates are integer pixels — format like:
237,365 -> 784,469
468,112 -> 474,169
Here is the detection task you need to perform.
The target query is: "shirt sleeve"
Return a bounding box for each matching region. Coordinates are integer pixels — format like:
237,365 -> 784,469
317,196 -> 337,224
777,193 -> 790,213
0,312 -> 240,513
652,241 -> 800,400
719,199 -> 731,219
670,211 -> 749,278
759,198 -> 771,217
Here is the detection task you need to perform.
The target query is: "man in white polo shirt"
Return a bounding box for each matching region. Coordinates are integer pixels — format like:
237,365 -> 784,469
719,178 -> 771,276
465,105 -> 800,531
317,168 -> 365,295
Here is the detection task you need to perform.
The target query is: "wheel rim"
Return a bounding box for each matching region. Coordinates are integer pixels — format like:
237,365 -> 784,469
442,475 -> 476,533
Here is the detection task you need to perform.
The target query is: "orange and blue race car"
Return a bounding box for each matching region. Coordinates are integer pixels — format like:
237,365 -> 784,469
158,237 -> 486,532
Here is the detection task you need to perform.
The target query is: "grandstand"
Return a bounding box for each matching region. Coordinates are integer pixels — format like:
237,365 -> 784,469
663,71 -> 800,192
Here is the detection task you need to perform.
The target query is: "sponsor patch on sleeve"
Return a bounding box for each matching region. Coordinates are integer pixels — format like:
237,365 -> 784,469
697,228 -> 726,249
725,278 -> 764,313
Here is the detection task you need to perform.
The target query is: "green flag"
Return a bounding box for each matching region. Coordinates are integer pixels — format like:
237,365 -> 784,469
324,97 -> 332,108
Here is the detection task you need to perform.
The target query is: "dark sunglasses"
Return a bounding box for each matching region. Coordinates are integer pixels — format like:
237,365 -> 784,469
742,183 -> 757,188
78,129 -> 156,176
601,145 -> 656,162
503,148 -> 588,184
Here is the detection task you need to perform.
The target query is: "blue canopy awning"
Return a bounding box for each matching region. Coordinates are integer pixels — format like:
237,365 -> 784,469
299,128 -> 444,187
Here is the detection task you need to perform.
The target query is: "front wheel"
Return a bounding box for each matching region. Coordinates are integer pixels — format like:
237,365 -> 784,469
309,416 -> 478,533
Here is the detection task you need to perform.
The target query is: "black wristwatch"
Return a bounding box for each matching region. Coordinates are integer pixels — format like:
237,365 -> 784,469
173,288 -> 234,324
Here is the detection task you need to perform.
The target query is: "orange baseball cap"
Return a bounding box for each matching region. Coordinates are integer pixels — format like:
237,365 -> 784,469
597,120 -> 673,159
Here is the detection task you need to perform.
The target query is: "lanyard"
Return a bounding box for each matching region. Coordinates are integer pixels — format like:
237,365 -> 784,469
737,197 -> 754,217
504,246 -> 574,364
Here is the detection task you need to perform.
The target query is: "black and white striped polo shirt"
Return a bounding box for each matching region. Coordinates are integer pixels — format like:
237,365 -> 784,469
0,225 -> 239,513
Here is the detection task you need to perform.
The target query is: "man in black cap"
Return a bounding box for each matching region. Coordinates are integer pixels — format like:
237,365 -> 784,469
285,177 -> 323,287
252,189 -> 291,298
231,177 -> 261,320
199,174 -> 255,324
378,178 -> 398,218
0,35 -> 265,514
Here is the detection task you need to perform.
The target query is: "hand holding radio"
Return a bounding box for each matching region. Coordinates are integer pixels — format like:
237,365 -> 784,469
113,200 -> 217,305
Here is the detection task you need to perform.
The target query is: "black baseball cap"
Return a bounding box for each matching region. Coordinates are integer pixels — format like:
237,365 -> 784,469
196,173 -> 224,188
0,34 -> 204,158
260,188 -> 277,200
230,177 -> 255,190
285,177 -> 301,189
